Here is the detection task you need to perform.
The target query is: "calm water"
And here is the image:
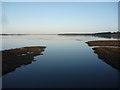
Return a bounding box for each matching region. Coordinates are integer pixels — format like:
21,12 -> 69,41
1,35 -> 119,88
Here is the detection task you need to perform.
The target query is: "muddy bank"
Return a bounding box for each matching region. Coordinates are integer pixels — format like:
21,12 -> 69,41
1,46 -> 46,76
86,40 -> 120,71
86,40 -> 120,46
93,47 -> 120,71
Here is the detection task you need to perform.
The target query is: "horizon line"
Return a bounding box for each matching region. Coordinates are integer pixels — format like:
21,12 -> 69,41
1,31 -> 119,35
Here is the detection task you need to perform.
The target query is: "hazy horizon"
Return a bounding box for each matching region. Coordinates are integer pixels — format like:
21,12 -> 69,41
1,31 -> 119,35
2,2 -> 118,34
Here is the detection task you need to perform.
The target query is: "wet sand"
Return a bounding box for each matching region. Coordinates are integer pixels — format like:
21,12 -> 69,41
1,46 -> 46,76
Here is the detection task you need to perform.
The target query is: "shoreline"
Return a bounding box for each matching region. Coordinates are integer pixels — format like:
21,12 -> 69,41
86,40 -> 120,71
1,46 -> 46,76
86,40 -> 120,46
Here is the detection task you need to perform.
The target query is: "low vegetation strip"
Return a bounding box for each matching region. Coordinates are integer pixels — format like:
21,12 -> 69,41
92,47 -> 120,70
86,40 -> 120,46
1,46 -> 46,76
86,40 -> 120,71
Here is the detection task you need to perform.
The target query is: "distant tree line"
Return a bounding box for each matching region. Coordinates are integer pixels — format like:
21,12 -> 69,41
58,31 -> 120,39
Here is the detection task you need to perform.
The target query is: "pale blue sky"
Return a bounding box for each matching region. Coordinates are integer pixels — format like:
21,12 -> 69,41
2,2 -> 118,34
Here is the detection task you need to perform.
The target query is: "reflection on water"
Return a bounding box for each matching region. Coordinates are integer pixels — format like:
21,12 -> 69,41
1,35 -> 119,88
92,47 -> 120,71
1,46 -> 46,76
86,40 -> 120,71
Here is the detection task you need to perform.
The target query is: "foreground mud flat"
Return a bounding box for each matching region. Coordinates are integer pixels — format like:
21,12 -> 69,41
93,47 -> 120,70
86,40 -> 120,46
86,40 -> 120,71
1,46 -> 46,76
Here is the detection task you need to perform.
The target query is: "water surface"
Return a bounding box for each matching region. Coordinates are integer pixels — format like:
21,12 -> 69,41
1,35 -> 119,88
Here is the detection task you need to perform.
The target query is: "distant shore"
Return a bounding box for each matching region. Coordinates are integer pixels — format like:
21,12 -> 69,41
1,32 -> 120,38
58,32 -> 120,39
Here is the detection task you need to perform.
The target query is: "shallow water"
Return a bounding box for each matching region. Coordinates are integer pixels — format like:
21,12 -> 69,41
1,35 -> 119,88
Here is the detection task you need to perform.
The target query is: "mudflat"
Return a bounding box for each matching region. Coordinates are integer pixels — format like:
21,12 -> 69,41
1,46 -> 46,76
92,47 -> 120,70
86,40 -> 120,71
86,40 -> 120,46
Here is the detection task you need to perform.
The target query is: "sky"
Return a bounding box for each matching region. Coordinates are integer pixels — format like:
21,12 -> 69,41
2,2 -> 118,34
